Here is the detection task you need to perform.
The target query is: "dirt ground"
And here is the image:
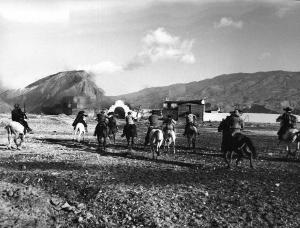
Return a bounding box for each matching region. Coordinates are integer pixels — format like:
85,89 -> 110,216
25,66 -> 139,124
0,114 -> 299,228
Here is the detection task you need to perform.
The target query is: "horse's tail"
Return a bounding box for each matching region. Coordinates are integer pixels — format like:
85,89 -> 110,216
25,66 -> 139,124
244,136 -> 257,159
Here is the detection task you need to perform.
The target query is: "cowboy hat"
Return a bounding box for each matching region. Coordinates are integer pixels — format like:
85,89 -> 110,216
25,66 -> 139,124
283,107 -> 293,112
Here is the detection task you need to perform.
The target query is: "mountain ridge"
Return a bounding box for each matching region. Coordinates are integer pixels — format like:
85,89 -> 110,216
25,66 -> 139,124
0,70 -> 107,114
114,70 -> 300,113
1,70 -> 300,114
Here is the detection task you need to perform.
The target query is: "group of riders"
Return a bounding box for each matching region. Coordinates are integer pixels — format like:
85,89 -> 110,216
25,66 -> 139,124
11,102 -> 298,149
70,108 -> 198,146
219,106 -> 298,153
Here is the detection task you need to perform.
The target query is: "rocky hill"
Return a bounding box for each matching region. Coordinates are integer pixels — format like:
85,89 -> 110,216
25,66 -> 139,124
115,71 -> 300,113
0,71 -> 109,114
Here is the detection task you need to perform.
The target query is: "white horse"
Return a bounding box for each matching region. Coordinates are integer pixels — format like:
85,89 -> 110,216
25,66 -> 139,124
73,123 -> 86,142
1,120 -> 25,150
278,128 -> 300,157
163,129 -> 176,154
149,129 -> 164,159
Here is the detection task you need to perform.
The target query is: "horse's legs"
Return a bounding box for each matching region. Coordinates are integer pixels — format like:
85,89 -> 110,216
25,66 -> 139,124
187,136 -> 191,149
7,131 -> 12,150
286,145 -> 292,157
235,151 -> 242,167
249,153 -> 254,168
224,151 -> 230,168
16,134 -> 24,148
151,146 -> 155,159
97,135 -> 101,148
77,131 -> 81,142
173,138 -> 176,154
103,137 -> 106,151
192,136 -> 196,151
126,136 -> 130,149
13,135 -> 20,150
295,142 -> 300,157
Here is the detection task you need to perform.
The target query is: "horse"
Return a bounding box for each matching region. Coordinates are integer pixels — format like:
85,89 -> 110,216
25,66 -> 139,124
278,128 -> 300,157
94,123 -> 108,151
108,117 -> 118,145
186,124 -> 197,151
224,133 -> 257,169
124,124 -> 137,150
218,120 -> 257,168
150,129 -> 164,159
1,120 -> 25,150
163,129 -> 176,154
73,123 -> 86,142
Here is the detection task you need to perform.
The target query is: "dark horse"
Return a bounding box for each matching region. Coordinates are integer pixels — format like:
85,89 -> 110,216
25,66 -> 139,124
124,124 -> 137,150
94,123 -> 108,151
186,124 -> 197,151
108,117 -> 118,145
218,120 -> 257,168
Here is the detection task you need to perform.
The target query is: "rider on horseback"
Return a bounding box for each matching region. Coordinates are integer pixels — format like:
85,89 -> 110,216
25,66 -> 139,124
183,112 -> 196,136
144,110 -> 161,146
11,104 -> 33,134
121,111 -> 137,137
226,109 -> 244,136
72,110 -> 88,132
162,115 -> 176,133
219,109 -> 244,153
94,110 -> 108,136
107,112 -> 118,134
276,107 -> 297,140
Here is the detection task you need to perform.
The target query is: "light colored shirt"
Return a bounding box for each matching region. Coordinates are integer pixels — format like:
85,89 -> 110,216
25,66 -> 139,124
126,114 -> 135,125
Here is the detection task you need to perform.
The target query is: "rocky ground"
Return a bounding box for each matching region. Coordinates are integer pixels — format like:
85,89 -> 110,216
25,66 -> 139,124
0,114 -> 299,227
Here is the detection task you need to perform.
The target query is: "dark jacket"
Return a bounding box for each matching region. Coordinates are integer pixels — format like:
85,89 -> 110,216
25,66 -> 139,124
224,114 -> 244,136
73,113 -> 87,128
277,113 -> 297,129
11,108 -> 26,123
97,113 -> 108,126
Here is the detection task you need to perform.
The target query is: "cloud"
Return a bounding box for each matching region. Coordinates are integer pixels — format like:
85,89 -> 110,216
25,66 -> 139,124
128,27 -> 195,67
214,17 -> 243,29
81,27 -> 195,74
258,52 -> 271,60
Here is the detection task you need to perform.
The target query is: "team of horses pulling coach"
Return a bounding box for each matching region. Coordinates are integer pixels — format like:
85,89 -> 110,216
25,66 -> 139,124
1,104 -> 300,168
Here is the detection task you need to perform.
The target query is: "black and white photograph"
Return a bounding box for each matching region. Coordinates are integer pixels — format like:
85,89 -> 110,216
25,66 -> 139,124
0,0 -> 299,227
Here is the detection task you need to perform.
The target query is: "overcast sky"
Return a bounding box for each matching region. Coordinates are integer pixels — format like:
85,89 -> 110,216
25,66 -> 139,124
0,0 -> 300,95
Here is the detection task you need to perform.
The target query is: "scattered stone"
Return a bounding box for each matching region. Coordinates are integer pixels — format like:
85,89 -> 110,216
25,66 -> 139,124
77,216 -> 84,223
86,212 -> 94,220
76,203 -> 86,210
50,198 -> 62,206
7,189 -> 14,197
23,177 -> 30,184
61,202 -> 75,212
